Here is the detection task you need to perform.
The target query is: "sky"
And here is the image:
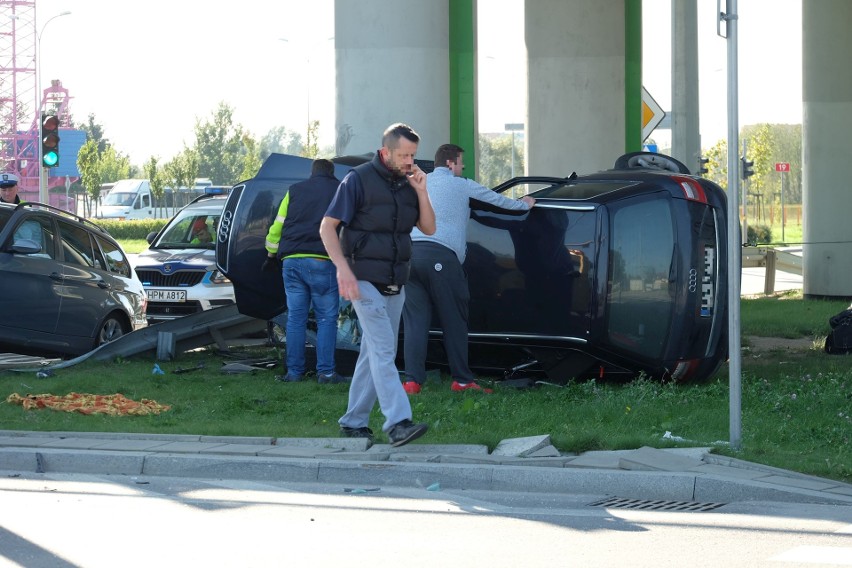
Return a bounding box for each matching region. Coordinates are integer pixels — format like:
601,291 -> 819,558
35,0 -> 802,164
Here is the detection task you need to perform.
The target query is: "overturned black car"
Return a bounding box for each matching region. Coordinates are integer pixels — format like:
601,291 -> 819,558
216,151 -> 728,384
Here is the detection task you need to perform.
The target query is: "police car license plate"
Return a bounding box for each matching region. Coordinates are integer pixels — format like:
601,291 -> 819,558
148,289 -> 187,302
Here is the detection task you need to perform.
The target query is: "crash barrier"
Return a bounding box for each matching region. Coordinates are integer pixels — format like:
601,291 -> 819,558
741,247 -> 802,295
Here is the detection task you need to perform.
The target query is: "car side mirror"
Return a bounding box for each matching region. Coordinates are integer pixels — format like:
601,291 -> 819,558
146,231 -> 158,245
11,238 -> 42,255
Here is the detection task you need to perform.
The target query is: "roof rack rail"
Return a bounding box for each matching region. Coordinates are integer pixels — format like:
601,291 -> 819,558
14,201 -> 112,236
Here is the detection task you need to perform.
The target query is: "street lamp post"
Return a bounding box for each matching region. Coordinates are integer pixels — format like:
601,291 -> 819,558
278,36 -> 334,153
504,123 -> 523,179
36,10 -> 71,204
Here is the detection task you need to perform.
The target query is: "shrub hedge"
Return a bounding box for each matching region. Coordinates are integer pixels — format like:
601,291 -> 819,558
92,219 -> 169,240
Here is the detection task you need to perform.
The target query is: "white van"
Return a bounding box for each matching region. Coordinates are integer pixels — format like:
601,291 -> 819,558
96,179 -> 214,220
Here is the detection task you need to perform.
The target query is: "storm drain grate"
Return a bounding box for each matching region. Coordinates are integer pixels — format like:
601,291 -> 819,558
588,496 -> 726,512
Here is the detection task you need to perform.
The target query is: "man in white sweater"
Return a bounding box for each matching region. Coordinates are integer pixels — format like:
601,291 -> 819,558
402,144 -> 535,394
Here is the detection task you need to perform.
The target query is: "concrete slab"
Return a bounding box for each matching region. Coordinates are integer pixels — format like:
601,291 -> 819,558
564,452 -> 625,469
90,440 -> 173,452
368,443 -> 488,455
618,446 -> 705,472
200,436 -> 274,445
756,475 -> 844,492
498,456 -> 575,468
388,453 -> 442,463
315,460 -> 495,491
36,449 -> 147,476
317,452 -> 389,462
689,463 -> 773,480
694,476 -> 852,505
149,441 -> 229,454
525,445 -> 562,458
200,444 -> 276,456
492,466 -> 699,501
440,454 -> 506,465
274,438 -> 370,451
256,446 -> 344,458
0,448 -> 40,472
825,485 -> 852,497
0,436 -> 59,448
39,438 -> 117,450
142,454 -> 320,483
492,435 -> 551,457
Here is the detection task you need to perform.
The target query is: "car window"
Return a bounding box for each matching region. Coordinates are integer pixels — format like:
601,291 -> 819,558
95,234 -> 131,277
57,220 -> 97,268
11,216 -> 56,259
533,181 -> 638,200
606,197 -> 675,359
157,212 -> 217,248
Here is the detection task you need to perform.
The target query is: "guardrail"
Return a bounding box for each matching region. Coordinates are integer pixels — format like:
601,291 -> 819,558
741,246 -> 802,294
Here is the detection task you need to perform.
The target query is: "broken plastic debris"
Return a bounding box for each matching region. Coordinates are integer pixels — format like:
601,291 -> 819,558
152,364 -> 165,375
662,431 -> 686,442
344,487 -> 380,494
426,482 -> 441,492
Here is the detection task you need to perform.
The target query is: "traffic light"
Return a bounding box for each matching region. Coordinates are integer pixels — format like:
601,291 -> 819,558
41,113 -> 60,168
741,156 -> 754,180
697,156 -> 709,175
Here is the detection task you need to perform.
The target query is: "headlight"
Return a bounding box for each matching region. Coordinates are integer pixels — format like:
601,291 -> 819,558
210,269 -> 231,285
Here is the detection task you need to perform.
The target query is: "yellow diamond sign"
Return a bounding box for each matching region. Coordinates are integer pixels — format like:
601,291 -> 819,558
641,87 -> 665,142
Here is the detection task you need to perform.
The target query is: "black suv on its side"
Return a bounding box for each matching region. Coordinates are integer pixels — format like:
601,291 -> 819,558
0,202 -> 148,357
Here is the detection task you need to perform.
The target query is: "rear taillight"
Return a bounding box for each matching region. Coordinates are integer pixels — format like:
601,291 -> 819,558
672,176 -> 707,203
670,359 -> 699,382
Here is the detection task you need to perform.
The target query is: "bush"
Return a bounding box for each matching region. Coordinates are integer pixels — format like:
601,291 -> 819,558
93,219 -> 168,239
746,224 -> 772,245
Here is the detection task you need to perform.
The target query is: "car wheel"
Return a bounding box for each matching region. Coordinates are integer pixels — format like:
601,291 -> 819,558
95,314 -> 128,348
614,151 -> 691,174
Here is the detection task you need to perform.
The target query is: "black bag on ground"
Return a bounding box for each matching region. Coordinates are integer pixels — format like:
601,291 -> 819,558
824,308 -> 852,354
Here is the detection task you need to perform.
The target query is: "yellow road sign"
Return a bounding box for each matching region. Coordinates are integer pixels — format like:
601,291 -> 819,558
642,87 -> 665,142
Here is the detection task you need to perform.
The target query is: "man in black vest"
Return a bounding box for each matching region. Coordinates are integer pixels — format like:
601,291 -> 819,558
320,123 -> 436,447
264,159 -> 347,384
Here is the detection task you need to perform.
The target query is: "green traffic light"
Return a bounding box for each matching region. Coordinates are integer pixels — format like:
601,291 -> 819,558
43,151 -> 59,167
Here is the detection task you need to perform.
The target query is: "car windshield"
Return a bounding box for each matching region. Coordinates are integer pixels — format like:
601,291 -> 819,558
155,213 -> 217,249
103,192 -> 136,207
605,197 -> 675,359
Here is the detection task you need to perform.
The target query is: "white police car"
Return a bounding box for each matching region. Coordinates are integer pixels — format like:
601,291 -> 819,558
134,194 -> 234,323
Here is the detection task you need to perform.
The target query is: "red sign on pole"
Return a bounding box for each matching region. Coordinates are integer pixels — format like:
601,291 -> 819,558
775,162 -> 791,172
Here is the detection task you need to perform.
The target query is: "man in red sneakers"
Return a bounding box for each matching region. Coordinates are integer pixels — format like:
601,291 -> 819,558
402,144 -> 533,395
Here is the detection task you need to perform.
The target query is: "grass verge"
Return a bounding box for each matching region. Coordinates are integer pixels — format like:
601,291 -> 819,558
1,294 -> 850,484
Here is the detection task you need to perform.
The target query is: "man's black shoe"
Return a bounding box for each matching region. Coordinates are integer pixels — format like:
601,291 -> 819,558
388,419 -> 428,447
340,426 -> 374,442
318,372 -> 351,384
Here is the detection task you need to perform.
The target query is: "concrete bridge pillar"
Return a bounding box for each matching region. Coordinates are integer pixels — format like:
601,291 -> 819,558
525,1 -> 628,175
334,0 -> 450,160
802,0 -> 852,297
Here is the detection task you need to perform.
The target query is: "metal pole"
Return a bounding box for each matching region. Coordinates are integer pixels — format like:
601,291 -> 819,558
781,170 -> 786,242
720,0 -> 742,450
741,138 -> 748,244
36,11 -> 72,205
511,132 -> 515,178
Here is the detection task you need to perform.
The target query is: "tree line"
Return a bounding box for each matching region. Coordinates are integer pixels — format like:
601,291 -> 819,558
73,102 -> 324,215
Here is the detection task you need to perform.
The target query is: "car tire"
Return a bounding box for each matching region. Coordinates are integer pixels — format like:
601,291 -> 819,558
95,314 -> 128,348
614,151 -> 691,174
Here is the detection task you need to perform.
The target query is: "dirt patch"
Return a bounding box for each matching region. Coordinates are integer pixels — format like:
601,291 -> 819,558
745,336 -> 820,353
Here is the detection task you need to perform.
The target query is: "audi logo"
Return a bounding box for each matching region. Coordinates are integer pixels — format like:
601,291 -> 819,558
218,209 -> 233,243
688,268 -> 698,293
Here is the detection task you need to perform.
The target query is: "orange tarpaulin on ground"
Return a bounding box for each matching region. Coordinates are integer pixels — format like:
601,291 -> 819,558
5,392 -> 171,416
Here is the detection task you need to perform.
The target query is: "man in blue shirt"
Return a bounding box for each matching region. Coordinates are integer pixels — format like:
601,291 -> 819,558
402,144 -> 535,394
